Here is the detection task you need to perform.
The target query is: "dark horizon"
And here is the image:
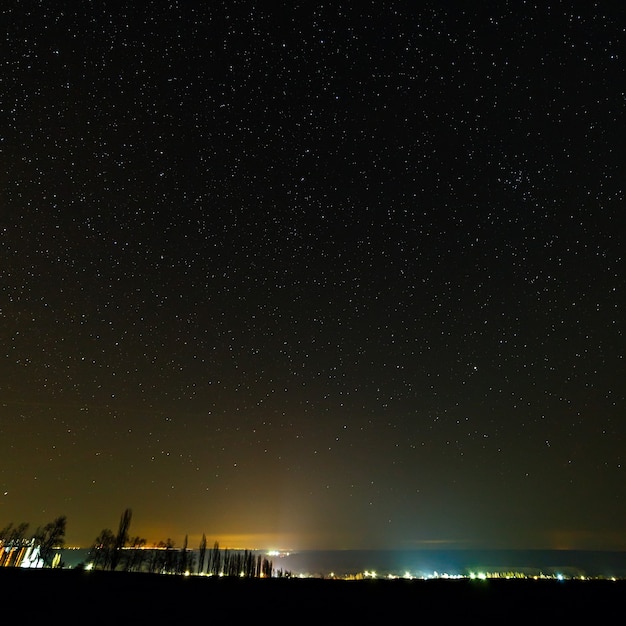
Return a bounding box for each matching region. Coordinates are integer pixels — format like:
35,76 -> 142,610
40,545 -> 626,580
2,567 -> 624,623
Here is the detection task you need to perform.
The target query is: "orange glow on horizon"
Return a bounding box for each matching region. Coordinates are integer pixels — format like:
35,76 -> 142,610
548,530 -> 626,552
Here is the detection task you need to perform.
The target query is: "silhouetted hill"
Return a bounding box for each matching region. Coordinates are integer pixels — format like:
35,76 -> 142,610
2,567 -> 623,623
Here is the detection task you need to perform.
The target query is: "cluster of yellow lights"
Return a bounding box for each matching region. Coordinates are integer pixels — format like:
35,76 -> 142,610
74,561 -> 623,582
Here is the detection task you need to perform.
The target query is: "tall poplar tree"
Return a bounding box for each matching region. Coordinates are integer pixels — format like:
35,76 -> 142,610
110,508 -> 132,571
197,533 -> 207,575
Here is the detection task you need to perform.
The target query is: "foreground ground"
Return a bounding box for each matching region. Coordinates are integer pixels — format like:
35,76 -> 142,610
2,567 -> 624,622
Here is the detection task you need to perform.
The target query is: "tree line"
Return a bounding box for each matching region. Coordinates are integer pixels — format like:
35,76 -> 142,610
89,508 -> 281,577
1,509 -> 288,578
0,516 -> 67,568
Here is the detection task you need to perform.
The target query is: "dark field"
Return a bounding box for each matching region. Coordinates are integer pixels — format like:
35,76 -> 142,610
3,568 -> 624,623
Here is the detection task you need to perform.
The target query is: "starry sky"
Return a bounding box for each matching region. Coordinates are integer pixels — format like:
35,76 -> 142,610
2,1 -> 624,551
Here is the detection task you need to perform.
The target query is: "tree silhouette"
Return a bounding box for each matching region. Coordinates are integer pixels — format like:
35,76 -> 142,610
0,522 -> 29,567
163,538 -> 176,574
262,557 -> 273,578
91,528 -> 115,570
110,508 -> 132,571
147,540 -> 168,573
197,533 -> 207,575
126,536 -> 147,571
208,541 -> 221,576
177,534 -> 188,574
34,516 -> 66,568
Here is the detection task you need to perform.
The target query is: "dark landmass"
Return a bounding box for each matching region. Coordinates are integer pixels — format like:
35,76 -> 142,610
3,568 -> 623,623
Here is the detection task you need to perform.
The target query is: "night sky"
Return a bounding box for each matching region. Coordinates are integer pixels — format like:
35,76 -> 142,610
2,1 -> 624,552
